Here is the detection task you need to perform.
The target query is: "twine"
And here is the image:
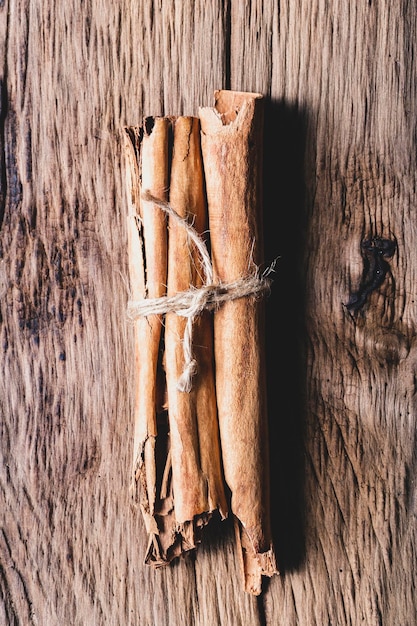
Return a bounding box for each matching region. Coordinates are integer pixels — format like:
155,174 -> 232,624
127,191 -> 274,393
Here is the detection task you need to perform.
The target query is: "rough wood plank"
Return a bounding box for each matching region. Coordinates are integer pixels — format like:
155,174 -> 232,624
2,0 -> 417,624
231,1 -> 417,625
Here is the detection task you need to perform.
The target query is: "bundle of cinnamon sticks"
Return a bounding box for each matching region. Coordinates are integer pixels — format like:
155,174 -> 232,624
124,90 -> 278,595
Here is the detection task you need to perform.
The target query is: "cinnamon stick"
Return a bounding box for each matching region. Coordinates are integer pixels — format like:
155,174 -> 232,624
165,116 -> 228,526
124,118 -> 171,561
199,90 -> 278,594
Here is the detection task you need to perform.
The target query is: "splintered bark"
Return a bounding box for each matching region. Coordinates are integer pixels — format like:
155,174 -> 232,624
125,115 -> 228,567
199,90 -> 278,594
125,118 -> 171,560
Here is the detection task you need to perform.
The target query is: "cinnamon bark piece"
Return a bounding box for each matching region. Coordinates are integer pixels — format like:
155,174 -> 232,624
199,90 -> 278,594
165,116 -> 228,525
124,118 -> 172,560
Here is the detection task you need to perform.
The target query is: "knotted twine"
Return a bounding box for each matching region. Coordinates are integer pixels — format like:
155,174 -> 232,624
127,191 -> 274,393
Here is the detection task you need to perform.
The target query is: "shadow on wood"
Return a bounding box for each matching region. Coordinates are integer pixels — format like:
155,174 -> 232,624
263,99 -> 310,575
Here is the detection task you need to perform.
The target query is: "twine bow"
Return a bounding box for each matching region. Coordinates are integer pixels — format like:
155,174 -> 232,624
127,191 -> 274,392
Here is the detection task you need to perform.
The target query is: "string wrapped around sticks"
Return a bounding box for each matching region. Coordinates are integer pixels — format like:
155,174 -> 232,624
127,190 -> 274,393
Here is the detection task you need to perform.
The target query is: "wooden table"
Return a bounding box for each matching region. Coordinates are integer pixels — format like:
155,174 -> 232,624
1,2 -> 416,624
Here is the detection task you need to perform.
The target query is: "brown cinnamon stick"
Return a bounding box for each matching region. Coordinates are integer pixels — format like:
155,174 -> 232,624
124,118 -> 171,560
199,90 -> 278,594
165,116 -> 228,526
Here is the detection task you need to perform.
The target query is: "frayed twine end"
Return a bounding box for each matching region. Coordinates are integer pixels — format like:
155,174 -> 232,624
176,359 -> 198,393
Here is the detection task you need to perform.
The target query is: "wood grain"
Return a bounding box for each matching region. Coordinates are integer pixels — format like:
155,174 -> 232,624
1,1 -> 417,624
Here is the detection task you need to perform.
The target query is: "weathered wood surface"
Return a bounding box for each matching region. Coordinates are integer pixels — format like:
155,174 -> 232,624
1,1 -> 417,624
